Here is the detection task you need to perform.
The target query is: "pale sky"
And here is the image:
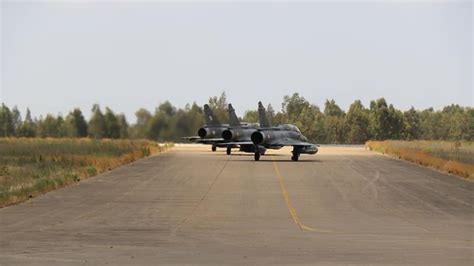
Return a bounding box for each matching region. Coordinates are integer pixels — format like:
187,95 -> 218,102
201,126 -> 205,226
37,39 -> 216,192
1,1 -> 472,121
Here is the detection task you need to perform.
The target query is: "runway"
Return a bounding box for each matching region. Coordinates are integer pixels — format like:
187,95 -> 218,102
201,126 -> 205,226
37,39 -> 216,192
0,145 -> 473,265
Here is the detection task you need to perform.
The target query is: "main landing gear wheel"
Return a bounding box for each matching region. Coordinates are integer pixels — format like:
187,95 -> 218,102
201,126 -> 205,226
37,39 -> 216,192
291,152 -> 300,161
254,152 -> 260,161
212,145 -> 217,152
226,146 -> 231,155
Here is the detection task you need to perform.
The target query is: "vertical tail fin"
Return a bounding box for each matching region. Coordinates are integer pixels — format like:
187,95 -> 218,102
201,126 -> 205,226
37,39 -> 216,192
228,104 -> 241,127
203,104 -> 221,126
258,101 -> 272,128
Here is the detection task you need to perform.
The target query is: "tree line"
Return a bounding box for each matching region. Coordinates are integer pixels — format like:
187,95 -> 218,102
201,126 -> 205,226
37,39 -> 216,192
241,93 -> 473,143
0,102 -> 204,142
0,92 -> 472,143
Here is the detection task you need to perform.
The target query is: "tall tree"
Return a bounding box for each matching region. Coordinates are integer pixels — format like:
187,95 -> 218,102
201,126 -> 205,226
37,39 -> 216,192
242,110 -> 259,123
299,104 -> 325,143
324,99 -> 345,143
117,114 -> 129,139
188,102 -> 204,134
282,93 -> 310,123
387,104 -> 404,139
67,108 -> 88,137
403,107 -> 420,140
467,108 -> 474,141
208,92 -> 228,123
18,108 -> 36,137
344,100 -> 369,143
441,105 -> 469,141
131,108 -> 152,139
74,108 -> 88,137
89,104 -> 106,139
57,115 -> 69,137
324,99 -> 345,117
171,103 -> 203,140
369,98 -> 390,140
171,109 -> 188,140
104,107 -> 121,139
324,115 -> 345,143
148,110 -> 169,140
157,101 -> 176,117
146,102 -> 178,140
38,114 -> 62,137
0,103 -> 14,137
419,108 -> 435,140
11,106 -> 22,136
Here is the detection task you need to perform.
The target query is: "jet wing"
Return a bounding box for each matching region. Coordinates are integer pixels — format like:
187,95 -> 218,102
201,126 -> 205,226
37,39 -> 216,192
269,139 -> 319,154
182,136 -> 226,144
226,140 -> 319,147
270,139 -> 317,147
182,136 -> 201,142
225,141 -> 254,146
196,138 -> 226,144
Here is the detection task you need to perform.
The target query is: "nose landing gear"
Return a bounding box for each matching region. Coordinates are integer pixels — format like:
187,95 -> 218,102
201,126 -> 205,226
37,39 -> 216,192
254,152 -> 260,161
254,145 -> 261,161
291,147 -> 300,161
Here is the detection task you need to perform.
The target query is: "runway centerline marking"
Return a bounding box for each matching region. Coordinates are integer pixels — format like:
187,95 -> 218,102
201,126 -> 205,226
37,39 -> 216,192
272,158 -> 332,233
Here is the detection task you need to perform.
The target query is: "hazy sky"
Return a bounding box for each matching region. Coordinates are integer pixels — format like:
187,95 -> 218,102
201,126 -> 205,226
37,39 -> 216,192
1,1 -> 472,121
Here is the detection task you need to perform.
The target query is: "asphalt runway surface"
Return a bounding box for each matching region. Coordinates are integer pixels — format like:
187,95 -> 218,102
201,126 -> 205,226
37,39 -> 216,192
0,145 -> 473,265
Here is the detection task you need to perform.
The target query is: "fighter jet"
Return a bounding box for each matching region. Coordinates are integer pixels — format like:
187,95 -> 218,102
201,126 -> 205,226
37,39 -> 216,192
249,101 -> 318,161
221,104 -> 265,155
183,104 -> 229,151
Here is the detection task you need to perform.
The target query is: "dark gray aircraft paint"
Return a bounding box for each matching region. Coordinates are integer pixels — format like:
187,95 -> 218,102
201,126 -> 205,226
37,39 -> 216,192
222,104 -> 264,155
185,101 -> 317,160
183,104 -> 229,151
250,101 -> 318,161
184,103 -> 259,152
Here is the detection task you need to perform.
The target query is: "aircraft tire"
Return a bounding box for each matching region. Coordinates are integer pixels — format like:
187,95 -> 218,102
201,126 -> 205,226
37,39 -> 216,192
291,153 -> 299,161
226,147 -> 231,155
254,152 -> 260,161
212,145 -> 216,152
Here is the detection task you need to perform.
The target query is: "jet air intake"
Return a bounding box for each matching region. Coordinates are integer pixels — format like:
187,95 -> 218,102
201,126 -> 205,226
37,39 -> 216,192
251,131 -> 264,145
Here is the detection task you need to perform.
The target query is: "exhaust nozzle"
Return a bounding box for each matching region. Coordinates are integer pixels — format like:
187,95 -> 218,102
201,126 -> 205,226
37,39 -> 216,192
222,130 -> 233,141
251,131 -> 264,145
198,128 -> 208,138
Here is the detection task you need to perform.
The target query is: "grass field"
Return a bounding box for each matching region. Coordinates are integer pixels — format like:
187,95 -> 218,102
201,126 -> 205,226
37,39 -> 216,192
366,140 -> 474,180
0,138 -> 172,207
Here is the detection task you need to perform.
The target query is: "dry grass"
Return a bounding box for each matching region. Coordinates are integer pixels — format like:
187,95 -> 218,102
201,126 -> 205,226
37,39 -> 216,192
0,138 -> 173,207
366,140 -> 474,180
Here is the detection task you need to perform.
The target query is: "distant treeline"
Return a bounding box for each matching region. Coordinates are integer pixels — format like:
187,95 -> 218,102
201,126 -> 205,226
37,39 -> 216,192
0,92 -> 473,143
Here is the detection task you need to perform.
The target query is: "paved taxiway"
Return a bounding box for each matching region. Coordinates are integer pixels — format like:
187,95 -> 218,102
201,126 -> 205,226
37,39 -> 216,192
0,145 -> 473,265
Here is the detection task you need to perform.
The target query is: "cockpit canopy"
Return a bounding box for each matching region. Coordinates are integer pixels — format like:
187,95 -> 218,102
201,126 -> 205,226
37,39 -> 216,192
282,124 -> 301,133
241,122 -> 260,129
